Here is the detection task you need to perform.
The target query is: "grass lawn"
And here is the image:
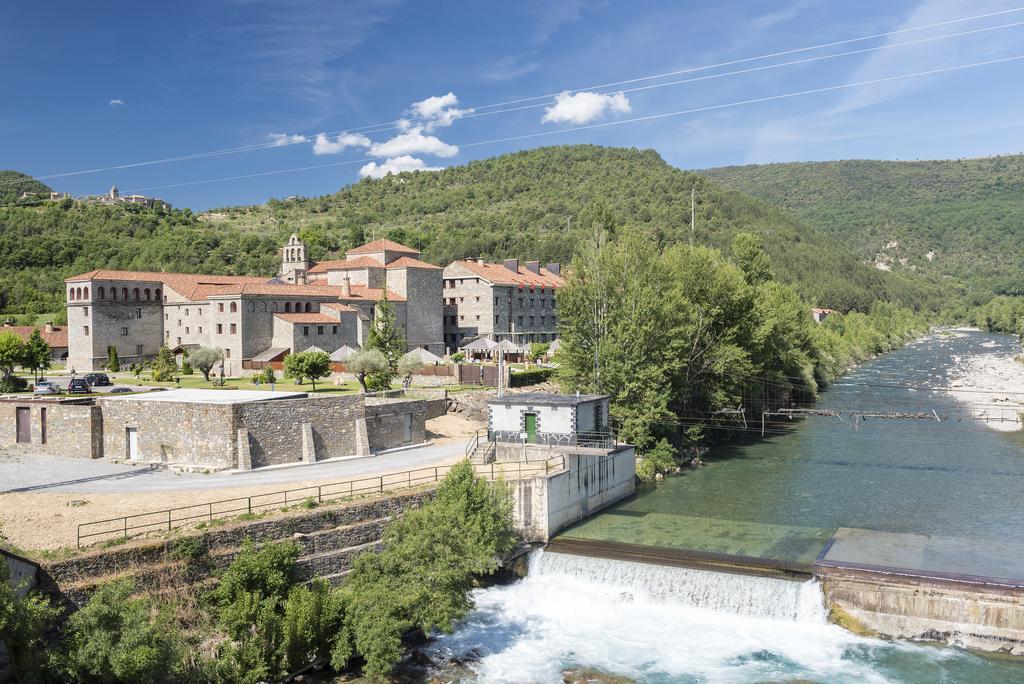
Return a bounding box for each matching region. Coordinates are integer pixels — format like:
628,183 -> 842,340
113,374 -> 363,394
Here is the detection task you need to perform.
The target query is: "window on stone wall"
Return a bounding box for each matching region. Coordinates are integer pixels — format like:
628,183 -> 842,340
84,307 -> 89,315
185,327 -> 189,335
83,325 -> 90,336
218,303 -> 224,313
198,327 -> 202,334
121,327 -> 128,336
230,302 -> 237,313
303,326 -> 309,336
332,325 -> 337,334
225,348 -> 231,358
229,323 -> 237,334
185,309 -> 189,316
136,308 -> 142,319
136,345 -> 143,356
216,324 -> 223,334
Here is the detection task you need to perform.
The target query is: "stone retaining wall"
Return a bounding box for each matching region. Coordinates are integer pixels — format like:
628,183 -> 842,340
41,490 -> 433,605
364,399 -> 426,452
0,399 -> 102,459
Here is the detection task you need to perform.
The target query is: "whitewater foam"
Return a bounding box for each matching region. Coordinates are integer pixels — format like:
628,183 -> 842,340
425,551 -> 954,683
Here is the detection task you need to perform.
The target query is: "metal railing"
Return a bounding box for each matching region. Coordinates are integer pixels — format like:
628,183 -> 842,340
76,456 -> 566,548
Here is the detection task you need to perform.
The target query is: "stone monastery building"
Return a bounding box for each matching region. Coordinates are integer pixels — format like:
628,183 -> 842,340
65,237 -> 442,375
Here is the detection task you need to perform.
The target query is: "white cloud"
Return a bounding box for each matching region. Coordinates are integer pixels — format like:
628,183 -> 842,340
312,132 -> 372,155
541,91 -> 631,125
109,99 -> 125,106
269,133 -> 308,147
408,91 -> 472,131
370,129 -> 458,158
359,155 -> 441,179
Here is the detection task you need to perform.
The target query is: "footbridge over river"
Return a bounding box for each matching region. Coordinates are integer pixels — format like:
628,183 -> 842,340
542,330 -> 1024,655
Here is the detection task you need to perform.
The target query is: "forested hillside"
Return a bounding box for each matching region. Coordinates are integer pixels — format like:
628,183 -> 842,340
0,170 -> 51,205
702,155 -> 1024,304
0,146 -> 928,315
205,146 -> 927,310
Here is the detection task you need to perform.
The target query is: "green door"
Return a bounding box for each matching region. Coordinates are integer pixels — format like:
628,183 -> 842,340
524,413 -> 537,443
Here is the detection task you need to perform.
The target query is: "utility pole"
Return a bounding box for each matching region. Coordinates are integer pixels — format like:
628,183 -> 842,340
690,186 -> 696,247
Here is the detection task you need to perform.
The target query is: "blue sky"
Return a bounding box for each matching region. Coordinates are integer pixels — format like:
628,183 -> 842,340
3,0 -> 1024,210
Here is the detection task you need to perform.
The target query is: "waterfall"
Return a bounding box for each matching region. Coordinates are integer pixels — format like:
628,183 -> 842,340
530,550 -> 827,623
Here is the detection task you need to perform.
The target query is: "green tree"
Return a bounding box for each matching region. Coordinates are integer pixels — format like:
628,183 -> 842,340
347,349 -> 389,394
151,346 -> 177,382
61,580 -> 184,684
731,232 -> 774,286
23,329 -> 51,383
282,350 -> 332,391
0,331 -> 26,379
188,346 -> 223,382
397,355 -> 423,389
528,342 -> 550,362
0,561 -> 58,682
209,541 -> 349,683
344,460 -> 512,678
365,298 -> 405,391
107,346 -> 120,373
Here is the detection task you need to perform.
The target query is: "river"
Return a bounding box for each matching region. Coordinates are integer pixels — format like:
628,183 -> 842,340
423,330 -> 1024,682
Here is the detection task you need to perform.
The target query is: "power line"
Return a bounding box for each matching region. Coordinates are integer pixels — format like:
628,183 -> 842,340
99,53 -> 1024,196
4,5 -> 1024,188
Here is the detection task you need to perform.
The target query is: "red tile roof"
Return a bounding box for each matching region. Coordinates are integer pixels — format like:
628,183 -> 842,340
1,325 -> 68,348
306,281 -> 406,302
321,302 -> 357,314
273,313 -> 340,324
448,260 -> 564,288
385,256 -> 441,270
346,239 -> 420,256
308,256 -> 385,273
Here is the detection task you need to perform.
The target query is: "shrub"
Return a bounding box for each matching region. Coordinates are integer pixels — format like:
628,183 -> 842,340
180,362 -> 194,375
0,561 -> 58,679
61,580 -> 185,683
0,375 -> 28,393
508,367 -> 555,387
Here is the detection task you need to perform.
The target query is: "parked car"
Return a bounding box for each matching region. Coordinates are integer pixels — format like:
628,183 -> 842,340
109,386 -> 133,394
67,378 -> 92,394
84,373 -> 112,387
32,381 -> 60,395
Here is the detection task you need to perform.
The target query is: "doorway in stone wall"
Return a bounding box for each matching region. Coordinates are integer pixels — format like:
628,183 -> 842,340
126,427 -> 139,460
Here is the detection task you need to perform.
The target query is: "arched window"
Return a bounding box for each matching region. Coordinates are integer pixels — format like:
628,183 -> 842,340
155,288 -> 162,300
304,302 -> 312,312
111,288 -> 117,300
248,302 -> 255,313
83,287 -> 89,299
69,289 -> 76,301
98,287 -> 105,300
284,302 -> 292,312
272,302 -> 278,312
261,302 -> 267,312
229,302 -> 237,313
295,302 -> 302,312
121,287 -> 128,300
144,288 -> 150,300
133,288 -> 140,300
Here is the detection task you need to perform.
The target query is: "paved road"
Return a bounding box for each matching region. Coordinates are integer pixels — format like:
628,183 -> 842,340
0,441 -> 467,494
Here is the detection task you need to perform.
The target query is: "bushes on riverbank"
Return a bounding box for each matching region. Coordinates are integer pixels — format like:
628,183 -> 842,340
0,460 -> 514,682
971,296 -> 1024,337
556,232 -> 928,480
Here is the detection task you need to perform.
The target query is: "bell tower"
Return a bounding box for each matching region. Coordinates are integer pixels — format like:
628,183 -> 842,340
280,234 -> 309,284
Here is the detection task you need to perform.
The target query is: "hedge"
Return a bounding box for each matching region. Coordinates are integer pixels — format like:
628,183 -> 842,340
508,367 -> 555,387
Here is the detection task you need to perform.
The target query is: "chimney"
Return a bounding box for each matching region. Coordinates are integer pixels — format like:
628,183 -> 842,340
546,262 -> 561,276
503,258 -> 519,273
525,261 -> 540,275
44,321 -> 54,333
477,257 -> 485,266
341,275 -> 352,298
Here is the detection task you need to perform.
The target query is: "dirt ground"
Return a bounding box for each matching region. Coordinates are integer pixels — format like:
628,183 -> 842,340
0,414 -> 482,554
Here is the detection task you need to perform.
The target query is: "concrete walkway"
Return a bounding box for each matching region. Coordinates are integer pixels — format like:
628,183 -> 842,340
0,441 -> 467,494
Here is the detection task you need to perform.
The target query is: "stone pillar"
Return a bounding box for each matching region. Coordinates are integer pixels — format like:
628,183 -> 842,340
301,423 -> 317,464
355,416 -> 370,457
237,428 -> 252,471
